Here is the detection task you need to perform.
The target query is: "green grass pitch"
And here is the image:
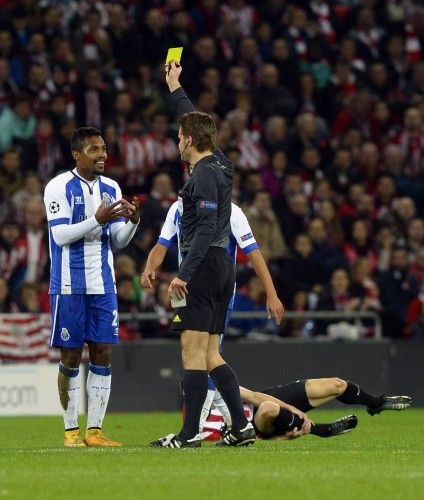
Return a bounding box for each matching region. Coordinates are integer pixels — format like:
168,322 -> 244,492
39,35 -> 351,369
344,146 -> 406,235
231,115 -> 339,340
1,409 -> 423,500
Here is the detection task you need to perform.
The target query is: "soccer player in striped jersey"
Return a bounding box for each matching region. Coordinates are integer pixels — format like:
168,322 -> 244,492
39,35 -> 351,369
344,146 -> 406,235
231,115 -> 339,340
141,199 -> 286,437
44,127 -> 140,448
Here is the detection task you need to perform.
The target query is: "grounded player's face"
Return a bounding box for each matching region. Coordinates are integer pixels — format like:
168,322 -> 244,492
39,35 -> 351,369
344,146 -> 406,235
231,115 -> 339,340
76,136 -> 107,179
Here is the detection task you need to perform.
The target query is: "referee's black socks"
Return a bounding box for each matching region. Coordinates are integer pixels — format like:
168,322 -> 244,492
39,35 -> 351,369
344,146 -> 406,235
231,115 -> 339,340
179,369 -> 208,440
337,381 -> 384,407
209,364 -> 249,431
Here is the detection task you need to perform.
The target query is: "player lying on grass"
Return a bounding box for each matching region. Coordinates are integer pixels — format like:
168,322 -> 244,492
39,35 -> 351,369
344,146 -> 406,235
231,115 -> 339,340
201,377 -> 412,440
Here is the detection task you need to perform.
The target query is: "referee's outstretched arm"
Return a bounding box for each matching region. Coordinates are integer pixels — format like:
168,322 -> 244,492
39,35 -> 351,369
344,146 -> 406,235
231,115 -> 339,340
166,61 -> 196,116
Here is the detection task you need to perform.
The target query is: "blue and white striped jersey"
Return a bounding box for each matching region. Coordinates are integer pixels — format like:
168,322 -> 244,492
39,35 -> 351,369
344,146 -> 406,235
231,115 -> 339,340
158,200 -> 259,265
44,170 -> 126,295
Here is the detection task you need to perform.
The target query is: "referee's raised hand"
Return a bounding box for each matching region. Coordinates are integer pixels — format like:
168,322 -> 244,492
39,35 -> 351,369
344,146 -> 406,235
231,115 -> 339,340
165,60 -> 182,92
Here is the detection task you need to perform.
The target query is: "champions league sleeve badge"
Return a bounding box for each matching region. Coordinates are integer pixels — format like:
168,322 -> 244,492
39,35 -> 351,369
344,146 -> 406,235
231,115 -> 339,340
49,201 -> 60,214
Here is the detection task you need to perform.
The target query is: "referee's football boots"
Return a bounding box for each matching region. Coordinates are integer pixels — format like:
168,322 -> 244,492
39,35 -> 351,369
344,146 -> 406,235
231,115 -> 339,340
367,395 -> 412,416
215,422 -> 256,447
149,433 -> 202,449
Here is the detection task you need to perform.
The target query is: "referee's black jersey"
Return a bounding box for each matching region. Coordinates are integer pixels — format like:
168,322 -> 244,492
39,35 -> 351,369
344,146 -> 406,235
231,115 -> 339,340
169,87 -> 234,283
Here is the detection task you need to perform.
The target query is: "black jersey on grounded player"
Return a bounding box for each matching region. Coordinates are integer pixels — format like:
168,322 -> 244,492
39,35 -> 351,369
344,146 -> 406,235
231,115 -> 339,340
169,87 -> 233,283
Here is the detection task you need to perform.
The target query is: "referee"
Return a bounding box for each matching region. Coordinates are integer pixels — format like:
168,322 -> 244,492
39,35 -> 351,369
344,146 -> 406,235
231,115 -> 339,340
150,61 -> 256,448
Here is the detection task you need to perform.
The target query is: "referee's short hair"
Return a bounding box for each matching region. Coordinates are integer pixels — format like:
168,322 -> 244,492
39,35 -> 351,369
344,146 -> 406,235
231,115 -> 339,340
71,127 -> 102,152
179,111 -> 216,153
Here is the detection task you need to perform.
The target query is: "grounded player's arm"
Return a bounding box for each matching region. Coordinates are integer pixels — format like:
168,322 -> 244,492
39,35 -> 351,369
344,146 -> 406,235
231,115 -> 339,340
239,386 -> 313,424
140,243 -> 168,288
247,249 -> 285,323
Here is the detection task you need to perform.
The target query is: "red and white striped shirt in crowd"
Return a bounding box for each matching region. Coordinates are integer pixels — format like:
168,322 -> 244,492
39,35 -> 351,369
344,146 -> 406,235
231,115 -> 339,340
142,132 -> 179,166
310,1 -> 336,44
18,229 -> 48,283
352,28 -> 383,59
405,23 -> 421,62
288,26 -> 308,59
220,2 -> 257,37
395,129 -> 424,176
119,134 -> 154,188
233,129 -> 267,170
0,229 -> 48,284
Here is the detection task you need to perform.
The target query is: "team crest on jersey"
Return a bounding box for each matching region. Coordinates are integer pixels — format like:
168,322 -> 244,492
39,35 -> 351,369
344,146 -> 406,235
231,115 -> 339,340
74,196 -> 83,205
241,232 -> 253,241
101,192 -> 112,206
49,201 -> 60,213
60,328 -> 70,341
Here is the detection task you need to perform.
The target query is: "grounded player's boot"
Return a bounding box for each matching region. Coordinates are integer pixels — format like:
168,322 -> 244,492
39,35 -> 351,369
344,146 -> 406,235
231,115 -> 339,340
149,433 -> 202,449
84,429 -> 123,447
326,415 -> 358,437
367,395 -> 412,416
64,429 -> 86,448
215,422 -> 256,447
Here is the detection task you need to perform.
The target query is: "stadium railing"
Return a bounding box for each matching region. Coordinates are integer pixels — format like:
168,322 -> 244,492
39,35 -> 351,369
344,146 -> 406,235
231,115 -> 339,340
0,309 -> 382,363
119,310 -> 383,339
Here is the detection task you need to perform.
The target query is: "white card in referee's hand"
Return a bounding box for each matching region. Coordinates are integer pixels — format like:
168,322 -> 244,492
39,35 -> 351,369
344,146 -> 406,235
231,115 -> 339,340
171,293 -> 187,308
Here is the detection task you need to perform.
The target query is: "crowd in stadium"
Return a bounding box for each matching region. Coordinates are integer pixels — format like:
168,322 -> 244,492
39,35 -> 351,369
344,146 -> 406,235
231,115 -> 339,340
0,0 -> 424,340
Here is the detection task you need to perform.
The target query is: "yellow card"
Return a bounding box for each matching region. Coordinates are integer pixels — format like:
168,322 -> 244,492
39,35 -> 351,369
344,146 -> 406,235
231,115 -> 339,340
166,47 -> 183,64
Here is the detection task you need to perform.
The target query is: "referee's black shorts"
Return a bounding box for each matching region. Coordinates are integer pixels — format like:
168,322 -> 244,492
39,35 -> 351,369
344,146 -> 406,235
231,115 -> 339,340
172,247 -> 235,335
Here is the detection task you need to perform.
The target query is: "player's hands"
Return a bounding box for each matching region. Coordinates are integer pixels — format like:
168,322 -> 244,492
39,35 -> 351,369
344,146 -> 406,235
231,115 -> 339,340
121,196 -> 140,224
168,276 -> 188,299
299,413 -> 314,433
140,269 -> 156,288
95,200 -> 128,225
267,295 -> 284,324
165,60 -> 182,92
280,427 -> 308,440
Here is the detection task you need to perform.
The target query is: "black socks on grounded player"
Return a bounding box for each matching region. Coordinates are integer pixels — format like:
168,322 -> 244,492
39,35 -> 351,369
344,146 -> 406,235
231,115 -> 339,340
179,369 -> 208,440
275,411 -> 341,438
273,408 -> 304,435
310,423 -> 334,437
336,381 -> 384,408
209,364 -> 249,431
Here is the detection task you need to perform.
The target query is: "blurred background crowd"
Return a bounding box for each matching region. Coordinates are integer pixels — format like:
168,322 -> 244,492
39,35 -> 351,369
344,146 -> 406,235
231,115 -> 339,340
1,0 -> 424,340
